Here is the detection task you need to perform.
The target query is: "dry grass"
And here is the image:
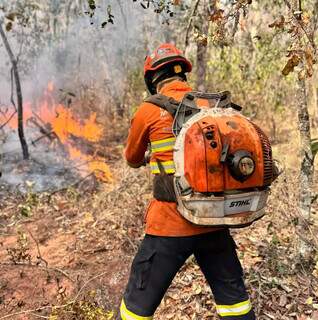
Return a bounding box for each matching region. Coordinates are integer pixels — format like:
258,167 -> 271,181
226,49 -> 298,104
1,157 -> 318,319
1,109 -> 318,319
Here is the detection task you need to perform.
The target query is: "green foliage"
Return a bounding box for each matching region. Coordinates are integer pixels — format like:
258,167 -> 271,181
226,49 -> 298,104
205,33 -> 291,119
85,0 -> 178,28
18,182 -> 38,217
49,300 -> 114,320
49,289 -> 115,320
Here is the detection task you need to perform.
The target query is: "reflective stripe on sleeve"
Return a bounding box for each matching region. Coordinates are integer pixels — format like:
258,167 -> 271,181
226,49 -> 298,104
150,137 -> 176,153
150,160 -> 175,174
120,300 -> 153,320
216,299 -> 252,317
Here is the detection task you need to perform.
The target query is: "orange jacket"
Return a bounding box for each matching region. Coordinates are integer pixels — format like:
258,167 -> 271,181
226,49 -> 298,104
125,80 -> 219,236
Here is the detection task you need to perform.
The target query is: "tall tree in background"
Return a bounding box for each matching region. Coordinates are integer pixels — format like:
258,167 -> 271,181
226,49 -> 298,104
280,0 -> 317,259
195,1 -> 210,91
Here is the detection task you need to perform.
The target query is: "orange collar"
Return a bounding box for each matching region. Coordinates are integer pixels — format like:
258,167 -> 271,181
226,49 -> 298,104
159,80 -> 192,96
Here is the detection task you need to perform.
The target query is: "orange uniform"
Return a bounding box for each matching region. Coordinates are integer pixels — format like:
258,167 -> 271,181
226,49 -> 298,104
122,44 -> 254,320
125,79 -> 218,236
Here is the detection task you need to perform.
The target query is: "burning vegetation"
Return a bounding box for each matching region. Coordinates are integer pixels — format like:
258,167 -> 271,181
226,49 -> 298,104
0,82 -> 111,193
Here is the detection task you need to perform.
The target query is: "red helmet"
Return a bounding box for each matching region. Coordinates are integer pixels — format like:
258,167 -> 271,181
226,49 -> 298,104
144,43 -> 192,94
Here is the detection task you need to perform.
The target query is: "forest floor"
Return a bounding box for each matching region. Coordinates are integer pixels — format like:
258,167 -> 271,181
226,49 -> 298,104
1,142 -> 318,320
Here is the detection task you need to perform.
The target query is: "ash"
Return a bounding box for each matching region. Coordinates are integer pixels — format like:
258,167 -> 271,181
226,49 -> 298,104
0,128 -> 83,194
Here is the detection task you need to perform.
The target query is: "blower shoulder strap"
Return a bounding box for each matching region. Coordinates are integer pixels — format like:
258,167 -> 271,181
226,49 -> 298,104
144,94 -> 180,116
145,93 -> 242,113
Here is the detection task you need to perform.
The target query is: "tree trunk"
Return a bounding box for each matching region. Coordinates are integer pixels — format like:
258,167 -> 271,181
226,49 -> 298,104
296,75 -> 314,260
196,40 -> 208,92
196,2 -> 210,92
0,22 -> 29,159
196,18 -> 208,90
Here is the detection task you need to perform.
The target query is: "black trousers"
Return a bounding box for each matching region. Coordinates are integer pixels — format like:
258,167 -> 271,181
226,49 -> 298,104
122,229 -> 255,319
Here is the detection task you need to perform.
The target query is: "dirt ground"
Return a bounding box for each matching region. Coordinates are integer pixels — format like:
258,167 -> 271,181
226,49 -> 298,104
1,154 -> 318,319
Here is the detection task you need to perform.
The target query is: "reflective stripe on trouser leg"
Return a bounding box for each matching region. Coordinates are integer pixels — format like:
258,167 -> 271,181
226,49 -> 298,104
216,299 -> 252,317
193,231 -> 255,319
149,161 -> 175,174
150,137 -> 176,153
120,300 -> 153,320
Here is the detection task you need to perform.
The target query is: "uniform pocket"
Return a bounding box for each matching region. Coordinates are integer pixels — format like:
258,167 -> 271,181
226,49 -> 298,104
134,248 -> 156,290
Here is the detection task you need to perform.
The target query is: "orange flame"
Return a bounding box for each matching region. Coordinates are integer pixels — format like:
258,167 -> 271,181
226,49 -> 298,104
0,82 -> 112,182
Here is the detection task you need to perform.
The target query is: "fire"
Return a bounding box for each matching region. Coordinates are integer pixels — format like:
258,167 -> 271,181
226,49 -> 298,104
51,107 -> 103,143
0,82 -> 112,182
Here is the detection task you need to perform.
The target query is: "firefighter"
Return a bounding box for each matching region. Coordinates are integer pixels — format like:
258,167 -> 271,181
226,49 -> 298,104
120,43 -> 255,319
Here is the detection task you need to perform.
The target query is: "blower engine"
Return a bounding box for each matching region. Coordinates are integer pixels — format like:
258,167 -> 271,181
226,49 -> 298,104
146,91 -> 278,227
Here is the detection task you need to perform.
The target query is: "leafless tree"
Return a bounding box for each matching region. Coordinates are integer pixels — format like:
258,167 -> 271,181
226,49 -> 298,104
0,20 -> 29,159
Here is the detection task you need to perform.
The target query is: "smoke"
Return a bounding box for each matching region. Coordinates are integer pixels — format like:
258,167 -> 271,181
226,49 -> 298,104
0,129 -> 80,193
1,1 -> 175,99
0,0 -> 178,192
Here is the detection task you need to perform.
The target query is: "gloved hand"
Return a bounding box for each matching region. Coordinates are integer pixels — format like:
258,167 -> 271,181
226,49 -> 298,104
142,151 -> 152,166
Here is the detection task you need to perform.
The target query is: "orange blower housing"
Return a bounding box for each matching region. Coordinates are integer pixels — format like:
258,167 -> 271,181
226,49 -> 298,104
183,115 -> 272,193
172,92 -> 275,227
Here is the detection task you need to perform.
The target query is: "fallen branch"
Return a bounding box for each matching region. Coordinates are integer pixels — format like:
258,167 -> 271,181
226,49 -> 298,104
26,228 -> 48,268
29,313 -> 50,319
31,131 -> 56,145
48,173 -> 95,195
28,115 -> 64,150
28,117 -> 53,135
73,271 -> 109,303
0,303 -> 70,320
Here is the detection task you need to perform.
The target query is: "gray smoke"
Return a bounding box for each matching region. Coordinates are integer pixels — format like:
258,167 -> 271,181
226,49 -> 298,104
0,0 -> 178,193
0,128 -> 81,193
1,1 -> 172,104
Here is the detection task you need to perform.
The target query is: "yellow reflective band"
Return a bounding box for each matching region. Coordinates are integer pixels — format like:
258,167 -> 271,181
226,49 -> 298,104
216,299 -> 252,317
151,137 -> 176,146
150,160 -> 175,174
120,300 -> 153,320
151,137 -> 176,154
151,145 -> 174,153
